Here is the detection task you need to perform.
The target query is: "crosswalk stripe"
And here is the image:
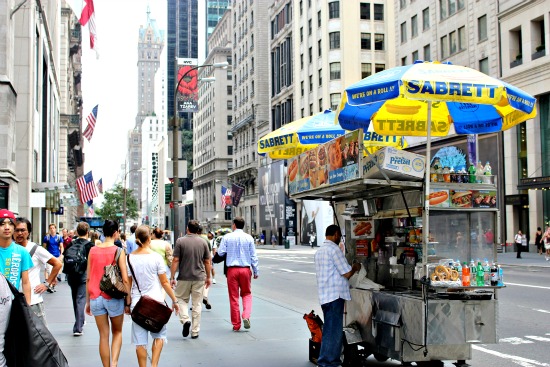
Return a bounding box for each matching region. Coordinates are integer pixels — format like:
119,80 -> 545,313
473,345 -> 550,366
525,335 -> 550,342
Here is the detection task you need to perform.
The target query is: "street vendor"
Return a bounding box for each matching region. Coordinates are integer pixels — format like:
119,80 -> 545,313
314,225 -> 361,367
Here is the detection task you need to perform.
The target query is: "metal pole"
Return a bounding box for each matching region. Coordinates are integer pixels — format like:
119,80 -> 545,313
123,164 -> 127,233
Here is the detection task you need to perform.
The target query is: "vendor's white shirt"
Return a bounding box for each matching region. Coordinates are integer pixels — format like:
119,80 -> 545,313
24,242 -> 53,305
0,275 -> 12,367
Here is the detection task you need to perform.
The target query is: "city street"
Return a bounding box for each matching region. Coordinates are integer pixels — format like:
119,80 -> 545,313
45,246 -> 550,366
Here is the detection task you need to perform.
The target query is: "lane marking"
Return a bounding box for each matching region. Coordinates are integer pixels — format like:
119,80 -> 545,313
525,335 -> 550,342
504,282 -> 550,290
499,337 -> 534,345
472,345 -> 550,366
261,256 -> 314,264
278,268 -> 315,275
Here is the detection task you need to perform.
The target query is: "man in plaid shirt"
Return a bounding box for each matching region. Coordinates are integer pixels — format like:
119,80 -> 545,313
314,225 -> 361,367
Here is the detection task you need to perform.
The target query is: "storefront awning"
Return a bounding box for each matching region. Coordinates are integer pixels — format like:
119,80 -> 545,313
517,176 -> 550,191
31,182 -> 75,192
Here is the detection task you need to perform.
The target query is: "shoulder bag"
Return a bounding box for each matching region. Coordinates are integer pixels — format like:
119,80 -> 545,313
127,254 -> 172,333
99,247 -> 127,299
3,276 -> 69,367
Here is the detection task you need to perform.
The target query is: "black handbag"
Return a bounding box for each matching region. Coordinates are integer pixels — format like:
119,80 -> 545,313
99,247 -> 127,299
3,276 -> 69,367
127,254 -> 172,333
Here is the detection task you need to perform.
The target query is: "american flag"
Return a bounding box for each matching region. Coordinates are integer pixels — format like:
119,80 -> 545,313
80,0 -> 97,50
86,200 -> 94,217
83,105 -> 98,141
221,186 -> 232,209
77,171 -> 99,204
97,178 -> 103,193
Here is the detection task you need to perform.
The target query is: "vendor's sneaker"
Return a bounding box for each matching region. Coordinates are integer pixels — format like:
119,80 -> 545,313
243,318 -> 251,329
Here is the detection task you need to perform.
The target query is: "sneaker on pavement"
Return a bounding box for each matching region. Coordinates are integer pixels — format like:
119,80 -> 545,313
57,276 -> 62,282
191,334 -> 199,339
203,297 -> 212,310
182,321 -> 191,337
73,332 -> 83,336
212,278 -> 216,284
243,318 -> 251,329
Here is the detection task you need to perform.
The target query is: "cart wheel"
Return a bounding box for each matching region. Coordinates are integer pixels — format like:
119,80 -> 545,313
373,353 -> 389,362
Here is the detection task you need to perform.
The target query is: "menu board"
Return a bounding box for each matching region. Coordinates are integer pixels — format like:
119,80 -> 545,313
429,188 -> 498,208
289,130 -> 362,195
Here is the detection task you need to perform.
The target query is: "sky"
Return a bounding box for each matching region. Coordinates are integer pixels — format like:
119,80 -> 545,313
77,0 -> 167,203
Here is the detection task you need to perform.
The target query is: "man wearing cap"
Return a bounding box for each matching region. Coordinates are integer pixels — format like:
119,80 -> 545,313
14,217 -> 62,325
0,209 -> 32,304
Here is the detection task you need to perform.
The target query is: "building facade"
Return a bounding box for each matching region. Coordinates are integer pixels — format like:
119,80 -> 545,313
499,0 -> 550,244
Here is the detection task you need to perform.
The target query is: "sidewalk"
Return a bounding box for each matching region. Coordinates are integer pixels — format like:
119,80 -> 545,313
497,249 -> 550,268
44,279 -> 314,367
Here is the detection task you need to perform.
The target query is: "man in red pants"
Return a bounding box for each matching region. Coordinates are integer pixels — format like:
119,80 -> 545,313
217,217 -> 259,331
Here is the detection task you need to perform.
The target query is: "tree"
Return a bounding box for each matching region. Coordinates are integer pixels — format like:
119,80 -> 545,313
96,184 -> 138,223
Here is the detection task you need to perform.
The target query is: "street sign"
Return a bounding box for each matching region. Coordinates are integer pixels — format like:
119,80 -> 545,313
116,213 -> 123,217
165,183 -> 173,204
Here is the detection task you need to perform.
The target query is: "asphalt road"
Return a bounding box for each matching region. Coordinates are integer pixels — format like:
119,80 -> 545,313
254,247 -> 550,367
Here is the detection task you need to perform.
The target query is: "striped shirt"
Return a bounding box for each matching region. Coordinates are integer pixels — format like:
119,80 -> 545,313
314,239 -> 352,305
218,229 -> 259,276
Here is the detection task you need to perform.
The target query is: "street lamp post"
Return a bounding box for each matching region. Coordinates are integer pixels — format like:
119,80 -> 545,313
172,60 -> 228,241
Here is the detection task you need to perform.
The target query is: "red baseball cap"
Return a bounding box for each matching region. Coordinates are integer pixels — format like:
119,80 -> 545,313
0,209 -> 16,223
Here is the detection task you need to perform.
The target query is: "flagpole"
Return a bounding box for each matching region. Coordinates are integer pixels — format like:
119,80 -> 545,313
172,60 -> 228,242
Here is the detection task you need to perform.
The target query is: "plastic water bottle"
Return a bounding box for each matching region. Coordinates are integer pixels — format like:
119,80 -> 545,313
498,265 -> 504,286
455,259 -> 462,279
476,161 -> 484,183
490,262 -> 499,286
469,259 -> 476,280
483,161 -> 492,184
476,261 -> 485,286
462,262 -> 470,286
483,259 -> 491,285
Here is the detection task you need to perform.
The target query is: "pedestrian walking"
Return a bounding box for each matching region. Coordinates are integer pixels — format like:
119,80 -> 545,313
85,220 -> 130,367
271,233 -> 277,247
535,227 -> 543,255
514,230 -> 523,259
314,225 -> 361,367
260,232 -> 265,245
126,225 -> 179,367
64,221 -> 94,336
14,217 -> 62,326
169,220 -> 212,339
197,226 -> 213,309
126,224 -> 138,254
217,217 -> 259,331
207,231 -> 217,284
150,227 -> 173,275
42,223 -> 64,284
543,227 -> 550,261
0,209 -> 32,305
0,274 -> 12,366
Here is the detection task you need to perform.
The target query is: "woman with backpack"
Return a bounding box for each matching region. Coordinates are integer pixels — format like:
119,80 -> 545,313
85,220 -> 130,367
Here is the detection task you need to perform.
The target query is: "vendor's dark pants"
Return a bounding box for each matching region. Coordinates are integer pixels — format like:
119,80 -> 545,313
318,298 -> 344,367
516,242 -> 522,258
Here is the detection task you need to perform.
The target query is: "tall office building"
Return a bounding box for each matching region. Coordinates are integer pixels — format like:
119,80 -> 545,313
206,0 -> 230,54
128,7 -> 165,223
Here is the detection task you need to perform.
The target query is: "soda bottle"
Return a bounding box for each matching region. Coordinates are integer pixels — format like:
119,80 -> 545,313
450,167 -> 457,183
476,161 -> 484,183
468,163 -> 476,183
490,262 -> 499,286
483,258 -> 491,285
443,167 -> 451,182
461,262 -> 470,286
483,161 -> 492,184
469,259 -> 476,279
476,261 -> 485,286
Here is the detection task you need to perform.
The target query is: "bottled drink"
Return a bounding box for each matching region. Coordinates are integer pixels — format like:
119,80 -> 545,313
469,259 -> 476,279
498,265 -> 504,286
490,262 -> 499,286
449,167 -> 456,182
462,262 -> 470,286
458,167 -> 467,183
483,259 -> 491,285
443,167 -> 451,182
430,165 -> 438,182
468,163 -> 477,183
437,165 -> 443,182
483,161 -> 492,184
476,161 -> 484,183
476,261 -> 485,286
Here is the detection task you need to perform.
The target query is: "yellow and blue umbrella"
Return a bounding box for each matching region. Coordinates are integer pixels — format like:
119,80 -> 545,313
258,110 -> 407,160
337,60 -> 537,136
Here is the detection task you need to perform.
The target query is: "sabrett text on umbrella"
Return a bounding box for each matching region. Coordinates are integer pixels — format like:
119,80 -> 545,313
405,80 -> 497,98
374,119 -> 448,133
259,133 -> 294,149
363,132 -> 401,143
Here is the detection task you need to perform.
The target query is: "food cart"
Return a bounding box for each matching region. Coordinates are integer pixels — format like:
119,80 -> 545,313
290,130 -> 502,367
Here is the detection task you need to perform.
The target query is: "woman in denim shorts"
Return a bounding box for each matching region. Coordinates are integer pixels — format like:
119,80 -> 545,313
127,225 -> 179,367
85,220 -> 130,367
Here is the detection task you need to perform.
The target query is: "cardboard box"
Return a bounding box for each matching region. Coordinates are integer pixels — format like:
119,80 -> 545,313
363,147 -> 425,181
